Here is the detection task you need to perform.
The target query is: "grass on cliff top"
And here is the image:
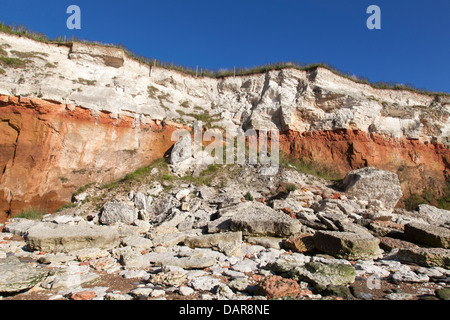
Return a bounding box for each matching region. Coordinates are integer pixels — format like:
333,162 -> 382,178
0,22 -> 448,97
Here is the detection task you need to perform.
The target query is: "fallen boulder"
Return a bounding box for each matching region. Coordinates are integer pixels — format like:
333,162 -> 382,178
0,256 -> 48,293
290,261 -> 356,288
99,200 -> 137,225
230,202 -> 301,237
339,167 -> 402,212
25,222 -> 120,253
183,231 -> 242,257
404,222 -> 450,248
417,204 -> 450,227
313,230 -> 382,260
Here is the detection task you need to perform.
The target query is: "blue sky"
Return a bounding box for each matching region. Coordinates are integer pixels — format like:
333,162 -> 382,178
1,0 -> 449,92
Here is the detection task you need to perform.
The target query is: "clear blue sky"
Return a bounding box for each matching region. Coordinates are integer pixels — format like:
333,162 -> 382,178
1,0 -> 449,93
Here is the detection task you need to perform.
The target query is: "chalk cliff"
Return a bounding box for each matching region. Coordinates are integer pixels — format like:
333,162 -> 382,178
0,31 -> 448,221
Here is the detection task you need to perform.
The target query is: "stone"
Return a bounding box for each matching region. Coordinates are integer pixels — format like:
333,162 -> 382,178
216,284 -> 235,299
156,209 -> 188,229
255,275 -> 300,299
390,269 -> 429,284
175,188 -> 191,200
150,289 -> 166,298
72,248 -> 110,262
89,257 -> 118,271
290,261 -> 356,288
99,201 -> 137,225
385,292 -> 414,300
188,276 -> 221,291
0,256 -> 48,293
247,236 -> 284,250
418,204 -> 450,226
207,217 -> 232,233
339,167 -> 402,212
231,260 -> 259,273
3,219 -> 38,236
230,202 -> 302,237
404,222 -> 450,248
105,292 -> 133,300
134,192 -> 150,212
169,134 -> 192,165
42,214 -> 84,225
119,269 -> 149,280
179,286 -> 195,296
37,253 -> 76,264
284,233 -> 315,253
183,232 -> 242,257
229,278 -> 250,292
320,285 -> 353,298
313,230 -> 382,260
380,237 -> 450,269
130,287 -> 154,297
50,272 -> 100,290
435,288 -> 450,300
122,235 -> 153,250
268,254 -> 311,274
147,195 -> 180,218
149,271 -> 187,287
71,290 -> 96,300
25,223 -> 120,253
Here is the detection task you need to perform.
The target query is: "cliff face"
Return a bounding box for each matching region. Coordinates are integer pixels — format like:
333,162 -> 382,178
0,95 -> 179,221
0,32 -> 449,220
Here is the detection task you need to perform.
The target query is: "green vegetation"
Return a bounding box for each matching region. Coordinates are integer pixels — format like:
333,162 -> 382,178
175,109 -> 222,128
73,182 -> 95,197
15,207 -> 46,220
278,151 -> 344,182
286,183 -> 297,193
403,183 -> 450,211
244,192 -> 254,201
180,100 -> 190,108
0,68 -> 5,75
0,22 -> 447,96
0,55 -> 27,68
0,47 -> 7,56
10,50 -> 48,59
44,62 -> 57,68
56,202 -> 78,212
147,85 -> 159,99
74,78 -> 97,86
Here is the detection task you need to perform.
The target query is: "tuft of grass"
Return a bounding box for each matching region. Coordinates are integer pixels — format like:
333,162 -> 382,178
278,151 -> 344,182
73,182 -> 95,197
0,55 -> 28,68
147,85 -> 159,99
15,207 -> 46,220
74,78 -> 96,86
403,183 -> 450,211
180,100 -> 190,108
56,202 -> 77,212
286,184 -> 297,193
0,47 -> 7,56
10,50 -> 48,59
244,192 -> 254,201
0,68 -> 5,75
175,109 -> 222,128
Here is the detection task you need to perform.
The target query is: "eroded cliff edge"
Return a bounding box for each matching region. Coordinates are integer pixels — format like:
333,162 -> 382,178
0,31 -> 449,221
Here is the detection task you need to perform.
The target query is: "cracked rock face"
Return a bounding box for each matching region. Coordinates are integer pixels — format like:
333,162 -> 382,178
0,31 -> 449,219
0,256 -> 48,293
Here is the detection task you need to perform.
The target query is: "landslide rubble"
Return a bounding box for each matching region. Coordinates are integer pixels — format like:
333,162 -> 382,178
1,159 -> 449,301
